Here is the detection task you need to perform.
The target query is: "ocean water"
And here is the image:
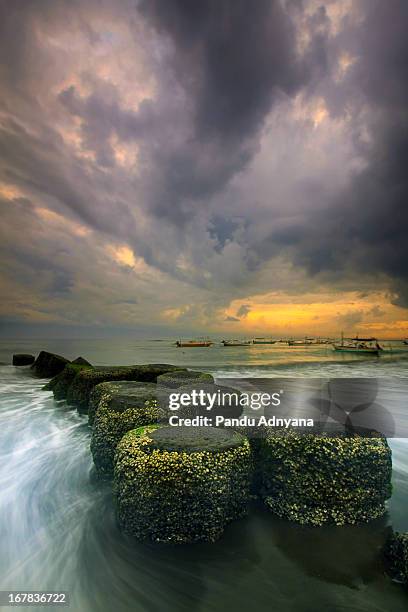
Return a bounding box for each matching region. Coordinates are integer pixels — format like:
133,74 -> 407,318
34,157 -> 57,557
0,338 -> 407,611
1,337 -> 408,377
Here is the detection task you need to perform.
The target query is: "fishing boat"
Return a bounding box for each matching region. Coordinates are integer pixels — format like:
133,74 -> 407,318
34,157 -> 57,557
252,338 -> 276,344
222,339 -> 251,347
176,339 -> 212,348
305,337 -> 331,345
288,337 -> 314,346
332,334 -> 383,354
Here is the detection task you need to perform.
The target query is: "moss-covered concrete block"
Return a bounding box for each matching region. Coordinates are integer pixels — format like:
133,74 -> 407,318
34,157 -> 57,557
90,383 -> 164,478
31,351 -> 70,378
157,370 -> 214,389
67,364 -> 184,412
258,428 -> 392,526
114,426 -> 252,543
43,362 -> 93,399
383,531 -> 408,585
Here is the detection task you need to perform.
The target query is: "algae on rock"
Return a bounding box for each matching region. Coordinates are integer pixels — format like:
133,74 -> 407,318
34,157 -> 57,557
157,370 -> 214,389
43,362 -> 93,399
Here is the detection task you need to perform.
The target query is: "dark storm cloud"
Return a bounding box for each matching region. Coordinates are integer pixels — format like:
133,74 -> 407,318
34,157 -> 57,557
317,0 -> 408,305
249,0 -> 408,306
0,0 -> 311,269
208,215 -> 246,251
58,0 -> 309,224
2,0 -> 319,296
139,0 -> 304,140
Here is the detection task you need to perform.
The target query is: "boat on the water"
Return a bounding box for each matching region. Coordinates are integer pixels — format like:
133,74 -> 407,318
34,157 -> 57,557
252,338 -> 276,344
288,339 -> 313,346
305,337 -> 333,345
288,337 -> 321,346
176,339 -> 212,347
222,340 -> 251,347
333,334 -> 383,354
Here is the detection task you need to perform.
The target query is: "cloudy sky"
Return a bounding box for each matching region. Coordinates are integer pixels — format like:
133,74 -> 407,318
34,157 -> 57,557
1,0 -> 407,338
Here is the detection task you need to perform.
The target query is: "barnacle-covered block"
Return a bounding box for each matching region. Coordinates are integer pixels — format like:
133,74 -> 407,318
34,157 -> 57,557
157,370 -> 214,389
258,428 -> 392,526
90,383 -> 164,477
88,380 -> 132,425
66,364 -> 184,412
89,370 -> 214,424
383,531 -> 408,585
114,426 -> 252,543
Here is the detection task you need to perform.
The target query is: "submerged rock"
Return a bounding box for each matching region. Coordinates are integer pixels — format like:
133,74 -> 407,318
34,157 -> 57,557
31,351 -> 70,378
67,364 -> 184,412
258,428 -> 392,526
43,362 -> 93,399
157,370 -> 214,389
383,531 -> 408,586
114,426 -> 252,543
13,354 -> 35,366
90,382 -> 164,477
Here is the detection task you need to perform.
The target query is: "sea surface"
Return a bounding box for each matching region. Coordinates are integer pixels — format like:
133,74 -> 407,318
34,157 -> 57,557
0,338 -> 407,611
